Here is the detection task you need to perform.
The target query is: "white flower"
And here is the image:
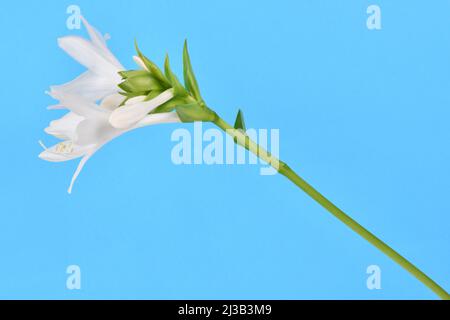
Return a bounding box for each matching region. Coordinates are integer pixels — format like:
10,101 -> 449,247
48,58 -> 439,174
49,16 -> 124,102
40,18 -> 179,193
39,90 -> 178,194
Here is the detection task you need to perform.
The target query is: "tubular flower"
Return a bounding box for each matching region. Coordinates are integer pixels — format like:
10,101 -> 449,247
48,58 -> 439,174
39,91 -> 178,194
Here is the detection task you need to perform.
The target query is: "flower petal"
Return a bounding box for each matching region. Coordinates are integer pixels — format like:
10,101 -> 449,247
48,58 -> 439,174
49,90 -> 108,118
109,89 -> 174,129
136,112 -> 181,128
45,112 -> 84,140
100,93 -> 126,111
125,95 -> 147,105
58,36 -> 122,80
47,104 -> 65,110
67,149 -> 96,194
75,118 -> 121,146
50,70 -> 119,102
80,16 -> 123,70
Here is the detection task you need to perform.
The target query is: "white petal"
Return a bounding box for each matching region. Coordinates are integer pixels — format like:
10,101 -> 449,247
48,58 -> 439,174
100,93 -> 125,111
45,112 -> 84,140
136,112 -> 181,128
50,70 -> 119,102
58,36 -> 122,80
49,90 -> 107,118
75,118 -> 120,146
68,150 -> 96,194
67,136 -> 120,194
80,16 -> 123,70
125,95 -> 147,105
47,104 -> 65,110
64,112 -> 179,193
81,16 -> 106,47
109,89 -> 174,129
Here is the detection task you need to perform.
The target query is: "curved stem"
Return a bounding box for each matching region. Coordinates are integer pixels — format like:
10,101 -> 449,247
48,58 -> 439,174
212,114 -> 450,300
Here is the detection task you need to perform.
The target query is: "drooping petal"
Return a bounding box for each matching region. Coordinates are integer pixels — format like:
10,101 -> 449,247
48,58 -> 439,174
109,89 -> 174,129
80,16 -> 123,70
45,112 -> 84,140
67,134 -> 123,194
50,70 -> 119,102
58,36 -> 122,80
67,149 -> 96,194
136,112 -> 181,128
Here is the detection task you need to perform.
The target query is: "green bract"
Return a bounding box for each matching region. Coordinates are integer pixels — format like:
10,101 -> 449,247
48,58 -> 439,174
135,41 -> 170,87
118,41 -> 217,123
183,40 -> 202,101
176,103 -> 216,122
234,109 -> 246,131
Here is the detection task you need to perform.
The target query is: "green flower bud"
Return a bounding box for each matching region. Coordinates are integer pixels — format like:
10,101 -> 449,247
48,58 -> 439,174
118,74 -> 163,93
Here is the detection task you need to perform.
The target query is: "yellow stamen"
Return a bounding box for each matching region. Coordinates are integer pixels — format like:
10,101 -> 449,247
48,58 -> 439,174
55,141 -> 73,154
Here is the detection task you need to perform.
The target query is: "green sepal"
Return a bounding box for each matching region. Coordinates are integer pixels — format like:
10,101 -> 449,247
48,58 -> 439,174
135,41 -> 170,87
234,109 -> 246,131
175,103 -> 216,122
164,54 -> 187,97
118,70 -> 149,79
183,40 -> 202,101
149,96 -> 187,114
145,90 -> 163,101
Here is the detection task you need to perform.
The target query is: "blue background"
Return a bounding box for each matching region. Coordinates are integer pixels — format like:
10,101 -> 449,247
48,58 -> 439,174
0,0 -> 449,299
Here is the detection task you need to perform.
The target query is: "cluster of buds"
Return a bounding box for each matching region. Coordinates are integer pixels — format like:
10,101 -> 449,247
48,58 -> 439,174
117,41 -> 217,124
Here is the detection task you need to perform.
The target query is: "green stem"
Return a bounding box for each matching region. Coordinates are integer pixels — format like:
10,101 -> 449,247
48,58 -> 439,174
212,114 -> 450,300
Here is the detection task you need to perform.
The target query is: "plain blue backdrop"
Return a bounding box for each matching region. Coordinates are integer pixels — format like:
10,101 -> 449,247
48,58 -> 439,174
0,0 -> 449,299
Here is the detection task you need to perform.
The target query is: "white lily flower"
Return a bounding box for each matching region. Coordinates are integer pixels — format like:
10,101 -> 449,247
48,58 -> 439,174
39,91 -> 180,194
50,16 -> 124,102
40,18 -> 179,193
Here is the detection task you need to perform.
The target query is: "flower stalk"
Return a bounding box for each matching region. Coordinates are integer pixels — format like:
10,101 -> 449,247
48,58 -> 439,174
212,114 -> 450,300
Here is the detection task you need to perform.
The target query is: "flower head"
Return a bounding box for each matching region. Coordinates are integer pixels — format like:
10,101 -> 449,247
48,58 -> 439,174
41,18 -> 217,193
40,18 -> 179,193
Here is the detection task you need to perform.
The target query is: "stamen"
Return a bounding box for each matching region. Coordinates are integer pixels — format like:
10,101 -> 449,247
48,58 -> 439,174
38,140 -> 47,150
55,141 -> 74,154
